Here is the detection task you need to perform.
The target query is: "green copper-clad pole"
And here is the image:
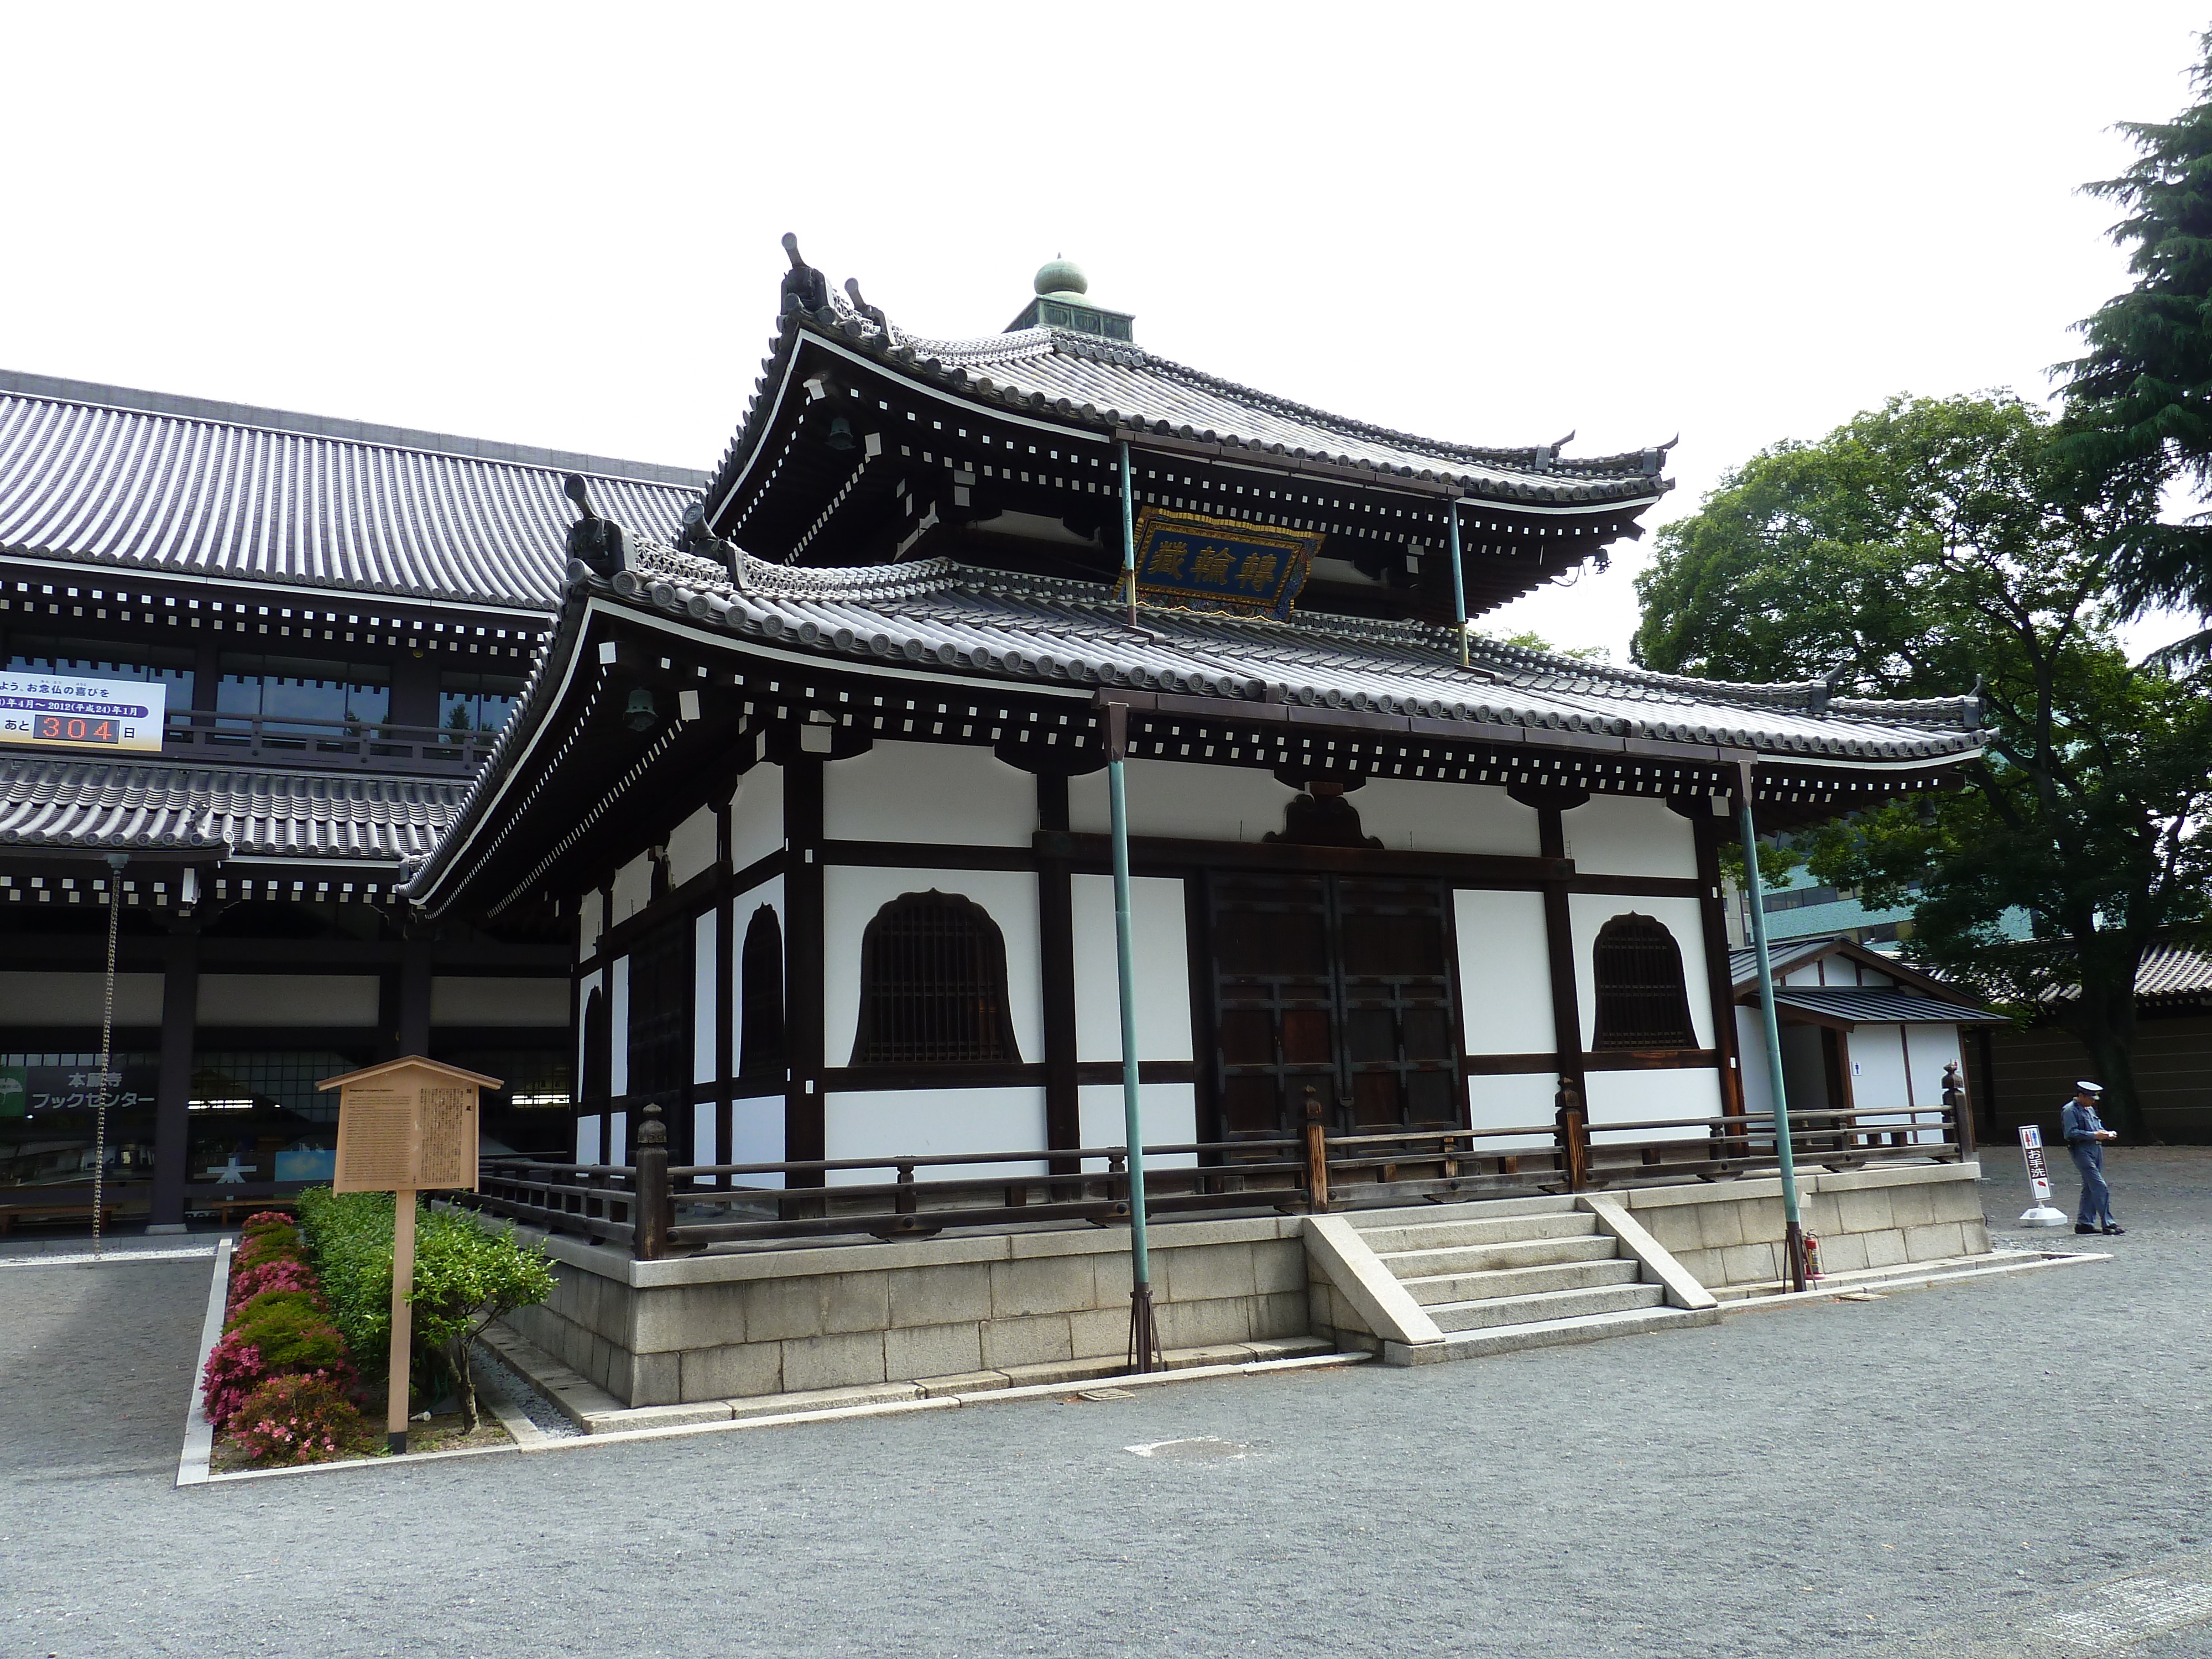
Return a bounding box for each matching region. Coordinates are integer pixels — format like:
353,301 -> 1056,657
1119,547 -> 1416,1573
1447,499 -> 1469,668
1735,772 -> 1807,1291
1118,440 -> 1138,629
1107,725 -> 1157,1369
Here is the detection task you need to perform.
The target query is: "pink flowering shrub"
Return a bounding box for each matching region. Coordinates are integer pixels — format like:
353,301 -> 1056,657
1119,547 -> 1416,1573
201,1329 -> 274,1429
227,1373 -> 372,1467
226,1257 -> 320,1312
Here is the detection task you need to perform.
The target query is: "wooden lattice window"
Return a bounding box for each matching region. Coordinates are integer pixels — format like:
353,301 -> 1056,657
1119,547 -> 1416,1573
852,890 -> 1017,1066
1590,914 -> 1696,1050
627,916 -> 692,1102
580,985 -> 609,1108
738,905 -> 786,1083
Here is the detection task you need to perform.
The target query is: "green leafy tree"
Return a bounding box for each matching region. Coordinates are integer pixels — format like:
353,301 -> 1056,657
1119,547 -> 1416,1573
1635,393 -> 2212,1135
2058,30 -> 2212,660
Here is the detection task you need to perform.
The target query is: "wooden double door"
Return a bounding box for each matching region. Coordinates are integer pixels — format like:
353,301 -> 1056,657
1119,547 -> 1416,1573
1209,873 -> 1462,1141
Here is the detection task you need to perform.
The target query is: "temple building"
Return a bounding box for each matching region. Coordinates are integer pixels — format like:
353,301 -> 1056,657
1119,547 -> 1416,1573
398,248 -> 1985,1191
0,369 -> 695,1229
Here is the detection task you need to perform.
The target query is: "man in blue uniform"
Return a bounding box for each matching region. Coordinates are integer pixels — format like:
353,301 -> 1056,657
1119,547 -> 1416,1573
2060,1081 -> 2122,1236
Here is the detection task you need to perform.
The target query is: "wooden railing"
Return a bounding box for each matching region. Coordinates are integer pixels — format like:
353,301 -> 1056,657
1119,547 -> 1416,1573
463,1098 -> 1969,1259
162,709 -> 498,773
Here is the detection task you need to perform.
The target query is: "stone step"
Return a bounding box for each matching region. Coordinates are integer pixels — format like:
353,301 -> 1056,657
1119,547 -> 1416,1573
1425,1281 -> 1666,1333
1399,1256 -> 1644,1307
1385,1302 -> 1718,1363
1341,1194 -> 1581,1231
1357,1211 -> 1600,1255
1377,1234 -> 1620,1279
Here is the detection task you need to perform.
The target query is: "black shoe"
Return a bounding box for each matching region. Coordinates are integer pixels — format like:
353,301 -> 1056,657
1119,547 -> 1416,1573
2103,1224 -> 2126,1235
2075,1224 -> 2099,1234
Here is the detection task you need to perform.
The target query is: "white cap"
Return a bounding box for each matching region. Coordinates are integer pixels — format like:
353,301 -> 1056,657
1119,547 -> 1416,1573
2075,1080 -> 2104,1094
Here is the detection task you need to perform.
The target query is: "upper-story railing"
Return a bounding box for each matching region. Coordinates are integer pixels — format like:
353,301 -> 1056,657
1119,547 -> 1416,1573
162,709 -> 500,774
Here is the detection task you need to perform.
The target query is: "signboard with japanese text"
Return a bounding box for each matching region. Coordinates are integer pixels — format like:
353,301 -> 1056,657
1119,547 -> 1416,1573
2019,1124 -> 2053,1202
324,1058 -> 498,1193
0,669 -> 166,753
1130,507 -> 1321,620
0,1065 -> 156,1117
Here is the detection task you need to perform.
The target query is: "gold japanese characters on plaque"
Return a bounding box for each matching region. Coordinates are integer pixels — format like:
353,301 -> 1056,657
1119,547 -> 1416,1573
1130,506 -> 1322,620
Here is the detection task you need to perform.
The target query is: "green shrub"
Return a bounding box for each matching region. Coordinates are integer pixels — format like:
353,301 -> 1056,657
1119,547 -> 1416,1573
232,1225 -> 305,1270
223,1291 -> 350,1375
295,1186 -> 555,1430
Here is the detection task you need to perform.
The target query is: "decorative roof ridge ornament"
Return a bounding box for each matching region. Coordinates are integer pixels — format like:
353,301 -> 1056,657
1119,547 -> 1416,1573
561,475 -> 632,578
779,233 -> 829,317
842,278 -> 894,345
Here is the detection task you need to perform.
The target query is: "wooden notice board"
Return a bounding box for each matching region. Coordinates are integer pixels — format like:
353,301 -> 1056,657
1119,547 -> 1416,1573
322,1058 -> 501,1194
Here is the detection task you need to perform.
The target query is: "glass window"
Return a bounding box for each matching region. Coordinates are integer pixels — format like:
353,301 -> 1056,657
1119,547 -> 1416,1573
438,671 -> 525,734
8,637 -> 192,710
217,655 -> 389,739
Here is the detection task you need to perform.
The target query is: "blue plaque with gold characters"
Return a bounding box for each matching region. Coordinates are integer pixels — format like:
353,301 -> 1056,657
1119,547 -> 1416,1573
1130,507 -> 1320,620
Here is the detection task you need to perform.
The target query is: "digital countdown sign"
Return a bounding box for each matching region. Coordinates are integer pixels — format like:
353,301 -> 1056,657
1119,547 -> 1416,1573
0,670 -> 166,753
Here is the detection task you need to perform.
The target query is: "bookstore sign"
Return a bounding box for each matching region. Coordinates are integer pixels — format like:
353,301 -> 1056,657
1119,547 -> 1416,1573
0,670 -> 166,753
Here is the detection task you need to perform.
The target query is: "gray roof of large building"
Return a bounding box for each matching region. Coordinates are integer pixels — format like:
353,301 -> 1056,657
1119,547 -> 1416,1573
1768,985 -> 2006,1026
0,371 -> 703,612
603,541 -> 1981,761
0,754 -> 457,863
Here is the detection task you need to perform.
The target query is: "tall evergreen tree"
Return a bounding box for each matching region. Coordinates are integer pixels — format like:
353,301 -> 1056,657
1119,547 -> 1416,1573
2059,32 -> 2212,660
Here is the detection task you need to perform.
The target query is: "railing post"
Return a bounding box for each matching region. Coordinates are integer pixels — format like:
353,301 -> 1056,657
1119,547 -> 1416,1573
634,1101 -> 670,1260
895,1162 -> 916,1215
1942,1060 -> 1975,1160
1554,1074 -> 1589,1192
1303,1087 -> 1331,1213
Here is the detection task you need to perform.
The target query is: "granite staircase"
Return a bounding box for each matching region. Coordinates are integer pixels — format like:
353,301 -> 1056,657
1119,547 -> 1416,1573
1308,1194 -> 1720,1365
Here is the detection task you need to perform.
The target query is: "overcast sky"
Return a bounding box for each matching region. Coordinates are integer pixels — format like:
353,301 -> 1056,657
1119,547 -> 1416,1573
5,3 -> 2205,659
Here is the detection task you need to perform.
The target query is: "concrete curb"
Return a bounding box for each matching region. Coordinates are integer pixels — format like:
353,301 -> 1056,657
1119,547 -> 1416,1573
173,1235 -> 234,1489
178,1350 -> 1374,1486
1720,1248 -> 2110,1314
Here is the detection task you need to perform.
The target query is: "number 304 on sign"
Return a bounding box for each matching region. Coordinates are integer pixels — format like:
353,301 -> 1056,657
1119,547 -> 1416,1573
0,672 -> 166,753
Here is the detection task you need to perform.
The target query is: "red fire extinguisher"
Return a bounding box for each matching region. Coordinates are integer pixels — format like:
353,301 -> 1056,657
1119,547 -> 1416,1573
1803,1232 -> 1825,1281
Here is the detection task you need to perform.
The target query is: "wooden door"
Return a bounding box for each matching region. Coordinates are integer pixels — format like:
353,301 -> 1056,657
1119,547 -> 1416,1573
1208,873 -> 1460,1142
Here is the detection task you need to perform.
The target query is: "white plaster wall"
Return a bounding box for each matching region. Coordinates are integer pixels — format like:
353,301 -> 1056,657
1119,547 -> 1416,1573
1783,965 -> 1821,986
0,971 -> 165,1026
1850,1024 -> 1913,1127
1071,874 -> 1192,1062
1583,1067 -> 1725,1142
728,1098 -> 785,1188
1354,779 -> 1541,856
692,1102 -> 717,1174
1070,760 -> 1295,841
199,974 -> 379,1026
731,877 -> 784,1074
1906,1022 -> 1963,1131
611,852 -> 655,926
1736,1008 -> 1775,1120
728,761 -> 785,875
578,891 -> 604,960
693,910 -> 718,1085
825,740 -> 1036,847
667,803 -> 719,888
609,957 -> 630,1098
1567,894 -> 1714,1050
1859,966 -> 1896,988
608,1110 -> 628,1166
823,867 -> 1042,1067
1463,1072 -> 1559,1151
576,1113 -> 602,1166
430,977 -> 567,1026
1453,890 -> 1553,1054
1559,795 -> 1698,879
1076,1082 -> 1198,1169
823,1086 -> 1048,1182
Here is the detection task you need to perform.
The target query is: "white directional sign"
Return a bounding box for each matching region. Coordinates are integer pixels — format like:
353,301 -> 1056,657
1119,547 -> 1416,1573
2018,1124 -> 2053,1201
0,670 -> 166,753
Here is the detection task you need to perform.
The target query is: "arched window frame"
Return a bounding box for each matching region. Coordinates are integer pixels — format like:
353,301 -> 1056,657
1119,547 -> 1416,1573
1590,913 -> 1697,1050
850,890 -> 1018,1067
580,984 -> 611,1108
738,905 -> 786,1086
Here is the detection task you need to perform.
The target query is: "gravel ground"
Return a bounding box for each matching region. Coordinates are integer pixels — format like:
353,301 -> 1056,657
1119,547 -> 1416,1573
2,1150 -> 2206,1659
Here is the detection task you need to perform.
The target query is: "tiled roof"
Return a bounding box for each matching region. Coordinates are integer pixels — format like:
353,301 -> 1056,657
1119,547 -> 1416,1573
707,283 -> 1673,521
2133,938 -> 2212,1005
611,543 -> 1981,760
1770,986 -> 2005,1025
0,371 -> 702,611
0,754 -> 457,862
